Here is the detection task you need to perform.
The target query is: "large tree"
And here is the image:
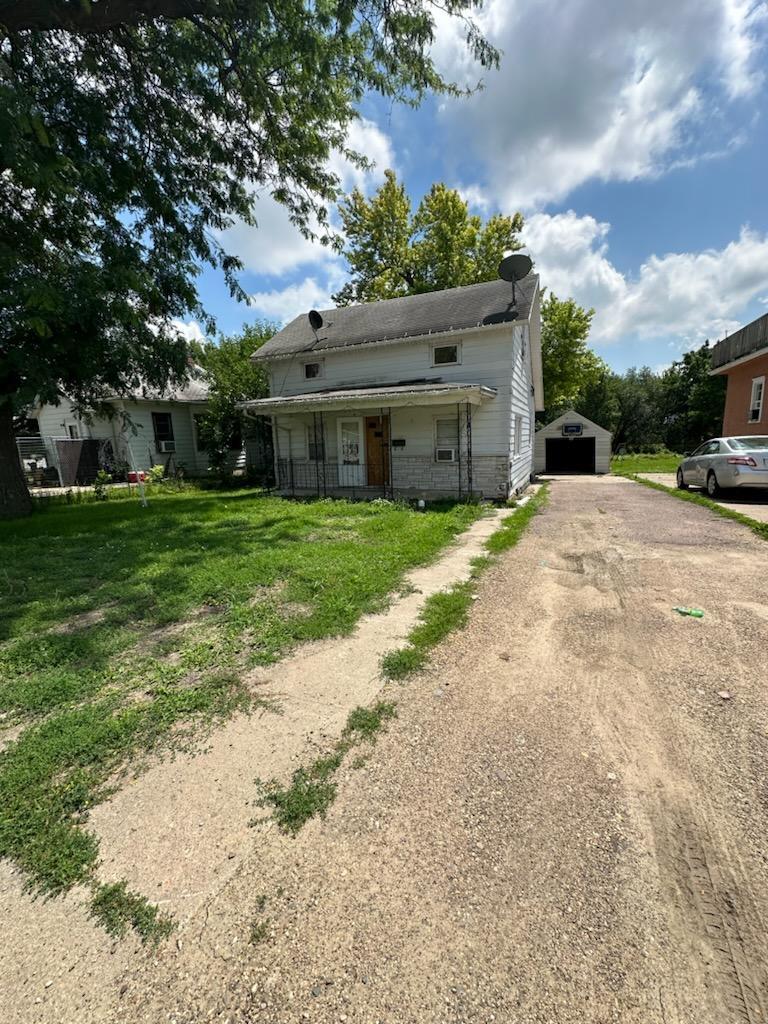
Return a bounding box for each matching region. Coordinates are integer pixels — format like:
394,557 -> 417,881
333,171 -> 524,304
660,342 -> 726,453
0,1 -> 497,517
539,293 -> 603,419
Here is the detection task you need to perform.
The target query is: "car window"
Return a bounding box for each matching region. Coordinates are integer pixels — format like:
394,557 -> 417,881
731,436 -> 768,450
704,441 -> 721,455
690,443 -> 708,456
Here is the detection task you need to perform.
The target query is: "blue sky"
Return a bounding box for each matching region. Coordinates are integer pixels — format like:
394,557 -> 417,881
187,0 -> 768,374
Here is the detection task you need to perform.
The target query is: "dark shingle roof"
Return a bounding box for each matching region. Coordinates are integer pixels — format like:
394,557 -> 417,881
255,274 -> 538,361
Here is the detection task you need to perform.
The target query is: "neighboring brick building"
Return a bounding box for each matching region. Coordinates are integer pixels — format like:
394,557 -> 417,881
711,312 -> 768,436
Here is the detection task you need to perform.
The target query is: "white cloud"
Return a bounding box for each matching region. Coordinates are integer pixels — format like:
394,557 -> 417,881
249,273 -> 345,324
525,211 -> 768,346
217,118 -> 395,279
433,0 -> 768,208
169,319 -> 205,343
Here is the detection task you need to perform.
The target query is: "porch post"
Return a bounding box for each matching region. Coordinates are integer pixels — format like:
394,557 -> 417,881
319,410 -> 327,497
380,407 -> 386,497
387,407 -> 393,497
313,412 -> 321,497
466,401 -> 473,497
457,402 -> 462,501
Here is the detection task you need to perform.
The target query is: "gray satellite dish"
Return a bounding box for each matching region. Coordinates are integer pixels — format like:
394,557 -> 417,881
498,253 -> 533,283
308,309 -> 323,332
498,252 -> 533,307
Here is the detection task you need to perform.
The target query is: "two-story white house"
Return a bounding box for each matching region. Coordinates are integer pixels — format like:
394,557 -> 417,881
240,272 -> 543,500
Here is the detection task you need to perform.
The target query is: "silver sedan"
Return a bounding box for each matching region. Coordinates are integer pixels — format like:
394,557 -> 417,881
677,436 -> 768,496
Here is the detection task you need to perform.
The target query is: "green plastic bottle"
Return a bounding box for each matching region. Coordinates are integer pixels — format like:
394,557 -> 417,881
673,606 -> 704,618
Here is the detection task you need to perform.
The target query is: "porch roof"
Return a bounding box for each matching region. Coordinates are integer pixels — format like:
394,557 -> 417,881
239,381 -> 497,415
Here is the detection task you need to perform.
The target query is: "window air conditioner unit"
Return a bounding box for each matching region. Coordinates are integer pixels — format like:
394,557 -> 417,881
436,447 -> 455,462
158,440 -> 176,453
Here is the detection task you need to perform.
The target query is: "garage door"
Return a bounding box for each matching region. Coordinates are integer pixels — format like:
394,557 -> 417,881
545,437 -> 596,473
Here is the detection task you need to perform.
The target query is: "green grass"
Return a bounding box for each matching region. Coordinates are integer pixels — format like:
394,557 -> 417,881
610,451 -> 682,474
259,701 -> 397,834
620,473 -> 768,541
381,486 -> 549,681
0,490 -> 478,932
89,881 -> 175,943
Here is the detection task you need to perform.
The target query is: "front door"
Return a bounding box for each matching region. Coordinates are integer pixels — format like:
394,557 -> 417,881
337,417 -> 365,487
365,415 -> 390,487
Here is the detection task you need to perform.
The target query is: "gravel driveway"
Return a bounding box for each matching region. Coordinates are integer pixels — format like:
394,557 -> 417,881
13,476 -> 768,1023
639,471 -> 768,524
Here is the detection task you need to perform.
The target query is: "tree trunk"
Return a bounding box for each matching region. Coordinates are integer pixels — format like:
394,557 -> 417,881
0,399 -> 32,519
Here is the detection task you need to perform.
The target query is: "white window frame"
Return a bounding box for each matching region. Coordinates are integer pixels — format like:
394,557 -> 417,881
513,413 -> 523,457
433,414 -> 460,463
302,359 -> 325,381
430,341 -> 461,367
749,376 -> 764,422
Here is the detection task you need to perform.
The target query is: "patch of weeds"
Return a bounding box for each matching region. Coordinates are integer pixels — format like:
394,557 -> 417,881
250,918 -> 271,944
259,702 -> 396,835
90,881 -> 175,943
620,473 -> 768,542
381,487 -> 549,681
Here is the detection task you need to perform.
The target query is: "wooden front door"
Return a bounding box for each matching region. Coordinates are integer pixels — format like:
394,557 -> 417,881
365,415 -> 390,487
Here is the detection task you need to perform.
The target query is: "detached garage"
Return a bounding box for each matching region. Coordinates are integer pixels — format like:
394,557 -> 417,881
535,410 -> 612,475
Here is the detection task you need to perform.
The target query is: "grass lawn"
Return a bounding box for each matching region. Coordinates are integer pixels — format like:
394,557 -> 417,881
611,452 -> 682,474
0,489 -> 480,933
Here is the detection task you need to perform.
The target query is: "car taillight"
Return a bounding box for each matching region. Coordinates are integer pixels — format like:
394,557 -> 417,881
727,456 -> 757,466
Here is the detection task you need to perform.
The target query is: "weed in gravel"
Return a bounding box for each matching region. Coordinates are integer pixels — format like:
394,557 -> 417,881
90,881 -> 175,943
259,702 -> 396,834
380,487 -> 549,681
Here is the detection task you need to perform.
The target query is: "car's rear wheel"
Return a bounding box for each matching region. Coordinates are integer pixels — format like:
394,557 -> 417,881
706,470 -> 721,498
676,468 -> 688,490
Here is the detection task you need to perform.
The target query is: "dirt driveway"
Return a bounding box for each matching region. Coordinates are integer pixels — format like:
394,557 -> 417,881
8,476 -> 768,1023
639,471 -> 768,524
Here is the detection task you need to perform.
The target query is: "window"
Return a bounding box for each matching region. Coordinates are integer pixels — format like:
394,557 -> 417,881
749,377 -> 764,422
67,424 -> 80,439
303,361 -> 324,380
514,414 -> 523,456
703,441 -> 720,455
307,424 -> 325,461
432,344 -> 460,366
435,417 -> 459,462
151,412 -> 175,451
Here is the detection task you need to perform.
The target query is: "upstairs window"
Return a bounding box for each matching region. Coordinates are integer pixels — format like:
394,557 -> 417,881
432,343 -> 460,366
303,361 -> 324,380
749,377 -> 764,422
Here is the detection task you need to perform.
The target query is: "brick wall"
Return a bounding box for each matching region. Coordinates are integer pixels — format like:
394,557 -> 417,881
721,353 -> 768,436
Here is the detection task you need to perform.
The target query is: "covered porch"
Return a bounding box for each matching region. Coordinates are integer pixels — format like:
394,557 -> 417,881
240,382 -> 507,501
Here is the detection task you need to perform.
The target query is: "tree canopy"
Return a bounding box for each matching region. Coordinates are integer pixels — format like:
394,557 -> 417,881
0,1 -> 497,517
333,171 -> 524,304
539,293 -> 601,417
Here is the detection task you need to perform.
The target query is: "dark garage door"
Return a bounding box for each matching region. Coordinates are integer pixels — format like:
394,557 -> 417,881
545,437 -> 596,473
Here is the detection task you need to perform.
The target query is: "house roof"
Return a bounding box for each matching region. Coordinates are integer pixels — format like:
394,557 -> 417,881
711,312 -> 768,373
239,381 -> 497,415
121,376 -> 210,403
254,274 -> 539,361
536,409 -> 612,437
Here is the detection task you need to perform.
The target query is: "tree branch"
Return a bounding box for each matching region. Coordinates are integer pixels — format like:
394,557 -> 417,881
0,0 -> 208,34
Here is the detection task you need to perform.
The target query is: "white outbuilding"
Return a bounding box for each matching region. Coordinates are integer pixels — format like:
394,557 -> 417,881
534,409 -> 612,475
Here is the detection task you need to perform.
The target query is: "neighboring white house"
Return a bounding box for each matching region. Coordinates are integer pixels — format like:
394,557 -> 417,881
23,379 -> 215,485
239,273 -> 544,500
534,409 -> 612,475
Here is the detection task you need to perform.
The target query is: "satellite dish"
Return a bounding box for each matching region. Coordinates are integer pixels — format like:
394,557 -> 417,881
498,253 -> 533,283
308,309 -> 323,331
